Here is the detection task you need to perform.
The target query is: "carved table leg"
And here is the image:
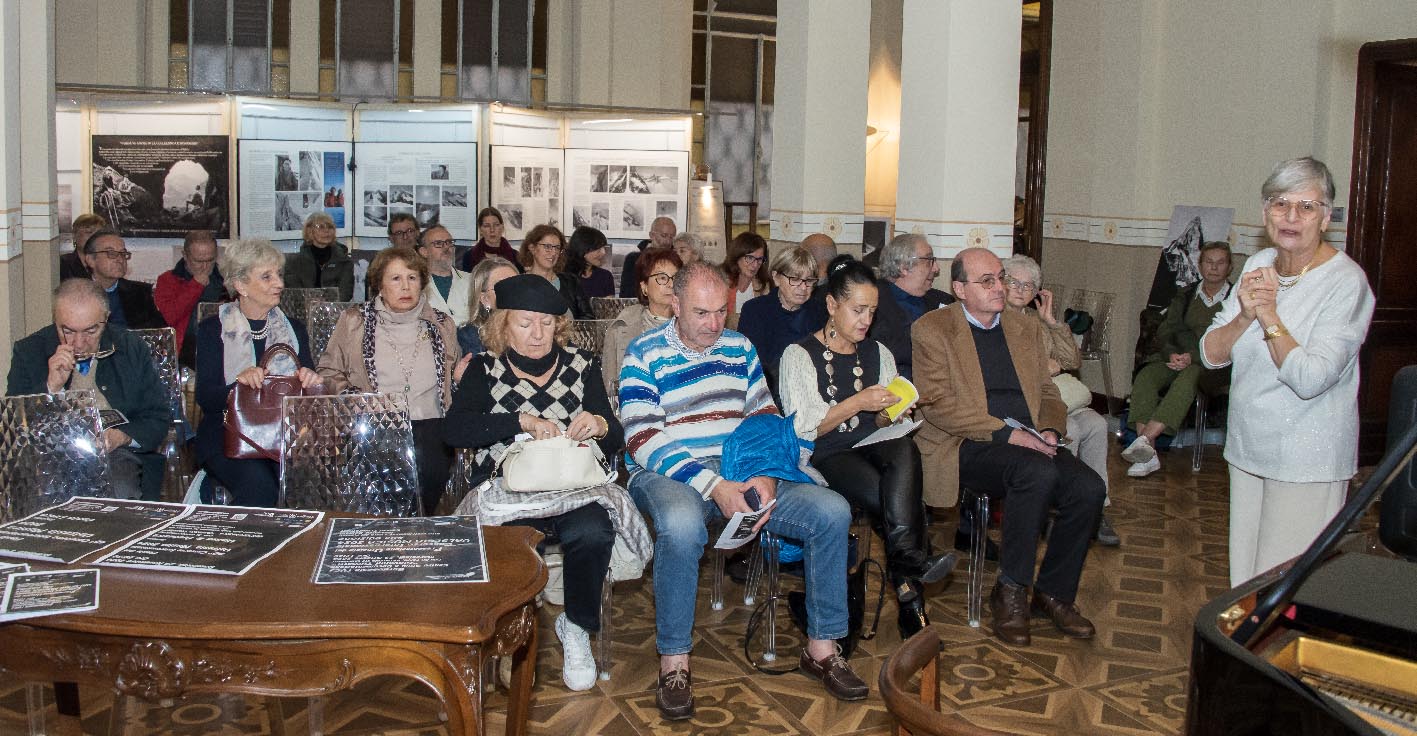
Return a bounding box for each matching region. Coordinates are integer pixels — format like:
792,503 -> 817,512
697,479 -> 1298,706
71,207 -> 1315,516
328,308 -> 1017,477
52,682 -> 79,717
505,605 -> 538,736
441,645 -> 485,736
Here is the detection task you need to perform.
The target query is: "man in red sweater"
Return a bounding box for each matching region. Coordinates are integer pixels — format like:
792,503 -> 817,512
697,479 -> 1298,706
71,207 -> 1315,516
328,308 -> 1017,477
154,230 -> 225,366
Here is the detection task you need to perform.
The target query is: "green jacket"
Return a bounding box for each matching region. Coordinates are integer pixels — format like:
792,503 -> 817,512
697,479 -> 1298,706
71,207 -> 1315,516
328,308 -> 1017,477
6,324 -> 172,452
1147,281 -> 1231,365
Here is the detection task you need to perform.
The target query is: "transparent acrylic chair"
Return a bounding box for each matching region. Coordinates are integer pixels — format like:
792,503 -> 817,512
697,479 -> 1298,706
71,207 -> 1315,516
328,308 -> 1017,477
305,301 -> 359,364
570,319 -> 616,354
280,286 -> 340,325
590,296 -> 638,321
279,392 -> 422,516
130,327 -> 192,501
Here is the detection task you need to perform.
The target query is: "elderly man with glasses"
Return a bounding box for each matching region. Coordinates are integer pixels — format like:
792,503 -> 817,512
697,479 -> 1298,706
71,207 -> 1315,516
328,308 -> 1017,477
417,224 -> 473,324
868,233 -> 954,381
7,279 -> 171,501
81,229 -> 165,331
387,211 -> 420,248
913,248 -> 1105,647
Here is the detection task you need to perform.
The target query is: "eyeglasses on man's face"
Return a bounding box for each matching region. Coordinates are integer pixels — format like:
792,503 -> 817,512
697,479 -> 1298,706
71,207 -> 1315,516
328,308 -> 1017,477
390,227 -> 418,240
1003,275 -> 1037,292
911,255 -> 939,266
94,249 -> 132,261
1265,197 -> 1329,220
423,239 -> 456,250
963,272 -> 1007,290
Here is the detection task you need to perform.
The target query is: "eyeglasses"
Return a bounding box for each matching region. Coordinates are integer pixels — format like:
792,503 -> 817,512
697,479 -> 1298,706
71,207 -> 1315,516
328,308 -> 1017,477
423,239 -> 456,249
1265,197 -> 1329,219
390,228 -> 418,239
60,320 -> 107,340
962,272 -> 1007,289
536,241 -> 564,251
1003,276 -> 1037,292
93,250 -> 131,261
911,255 -> 939,266
780,274 -> 813,289
648,271 -> 675,286
741,254 -> 766,265
311,223 -> 335,230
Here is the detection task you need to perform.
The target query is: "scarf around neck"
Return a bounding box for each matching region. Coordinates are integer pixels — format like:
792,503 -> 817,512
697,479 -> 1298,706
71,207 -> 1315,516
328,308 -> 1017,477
219,301 -> 298,384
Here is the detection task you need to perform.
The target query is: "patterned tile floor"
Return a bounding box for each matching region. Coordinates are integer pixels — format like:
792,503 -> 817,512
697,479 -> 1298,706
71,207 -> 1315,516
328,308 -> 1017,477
1,446 -> 1238,735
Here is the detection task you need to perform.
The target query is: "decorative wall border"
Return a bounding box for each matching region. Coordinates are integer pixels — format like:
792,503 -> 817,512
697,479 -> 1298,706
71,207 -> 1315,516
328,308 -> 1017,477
770,209 -> 864,245
1043,212 -> 1348,256
0,208 -> 22,262
892,219 -> 1014,259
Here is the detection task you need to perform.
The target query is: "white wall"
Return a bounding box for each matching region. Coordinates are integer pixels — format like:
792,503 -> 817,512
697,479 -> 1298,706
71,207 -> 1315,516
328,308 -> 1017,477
547,0 -> 692,111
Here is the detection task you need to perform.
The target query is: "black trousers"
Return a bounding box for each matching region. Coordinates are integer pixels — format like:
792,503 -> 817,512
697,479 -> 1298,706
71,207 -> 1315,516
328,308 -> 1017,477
505,503 -> 615,633
412,418 -> 453,515
813,436 -> 930,585
958,441 -> 1105,602
203,455 -> 280,507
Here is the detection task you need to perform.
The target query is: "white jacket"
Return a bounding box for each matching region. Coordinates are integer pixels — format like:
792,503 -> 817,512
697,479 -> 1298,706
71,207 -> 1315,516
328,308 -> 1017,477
424,268 -> 473,325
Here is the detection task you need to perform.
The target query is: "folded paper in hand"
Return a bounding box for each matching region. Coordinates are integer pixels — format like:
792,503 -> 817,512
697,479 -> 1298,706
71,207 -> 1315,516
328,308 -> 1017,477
883,377 -> 918,422
1005,417 -> 1057,446
714,499 -> 776,550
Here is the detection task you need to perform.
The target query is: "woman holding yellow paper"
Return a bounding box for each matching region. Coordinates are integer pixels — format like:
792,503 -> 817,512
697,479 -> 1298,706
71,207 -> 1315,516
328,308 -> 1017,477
779,256 -> 956,640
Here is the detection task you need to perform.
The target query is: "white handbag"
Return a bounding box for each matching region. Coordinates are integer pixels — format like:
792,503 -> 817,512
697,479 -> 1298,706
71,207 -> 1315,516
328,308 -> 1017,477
498,436 -> 615,492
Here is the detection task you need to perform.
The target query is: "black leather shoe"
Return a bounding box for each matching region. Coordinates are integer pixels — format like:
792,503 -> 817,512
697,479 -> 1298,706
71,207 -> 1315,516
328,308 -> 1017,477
655,667 -> 694,721
898,551 -> 960,586
1031,590 -> 1096,639
954,529 -> 1000,562
990,579 -> 1031,646
897,596 -> 930,640
799,647 -> 869,701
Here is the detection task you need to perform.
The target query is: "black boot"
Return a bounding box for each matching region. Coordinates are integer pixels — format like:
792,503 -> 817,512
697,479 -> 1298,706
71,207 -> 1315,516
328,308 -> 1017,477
895,550 -> 959,586
896,587 -> 930,640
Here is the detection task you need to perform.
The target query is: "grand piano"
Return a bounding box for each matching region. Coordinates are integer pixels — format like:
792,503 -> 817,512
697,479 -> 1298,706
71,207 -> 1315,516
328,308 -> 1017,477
1188,366 -> 1417,735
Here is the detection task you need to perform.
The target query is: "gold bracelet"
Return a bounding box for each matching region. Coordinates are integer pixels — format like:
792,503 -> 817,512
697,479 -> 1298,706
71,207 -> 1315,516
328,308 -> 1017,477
1263,323 -> 1289,341
592,415 -> 609,439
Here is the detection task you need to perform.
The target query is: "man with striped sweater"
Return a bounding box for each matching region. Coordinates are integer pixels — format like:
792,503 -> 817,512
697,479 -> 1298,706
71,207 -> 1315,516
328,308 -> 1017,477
619,261 -> 866,721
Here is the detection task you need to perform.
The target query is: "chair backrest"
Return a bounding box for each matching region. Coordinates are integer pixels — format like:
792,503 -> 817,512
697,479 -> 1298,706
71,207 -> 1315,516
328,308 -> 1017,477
305,301 -> 359,364
570,319 -> 615,354
129,327 -> 184,424
442,447 -> 482,516
196,301 -> 224,325
1068,288 -> 1117,356
0,391 -> 113,524
590,296 -> 638,321
280,287 -> 340,325
279,392 -> 421,517
879,628 -> 1009,736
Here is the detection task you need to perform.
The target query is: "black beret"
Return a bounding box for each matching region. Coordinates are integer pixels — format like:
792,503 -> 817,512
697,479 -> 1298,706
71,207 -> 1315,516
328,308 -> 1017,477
494,273 -> 570,315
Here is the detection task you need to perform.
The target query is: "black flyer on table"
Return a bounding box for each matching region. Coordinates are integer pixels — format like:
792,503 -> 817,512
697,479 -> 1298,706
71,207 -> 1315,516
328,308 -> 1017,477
0,498 -> 189,564
95,506 -> 323,576
313,516 -> 489,585
0,569 -> 100,622
0,562 -> 30,591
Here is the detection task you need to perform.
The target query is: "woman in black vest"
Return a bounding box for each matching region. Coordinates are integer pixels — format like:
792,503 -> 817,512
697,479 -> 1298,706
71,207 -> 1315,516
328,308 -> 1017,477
778,257 -> 956,640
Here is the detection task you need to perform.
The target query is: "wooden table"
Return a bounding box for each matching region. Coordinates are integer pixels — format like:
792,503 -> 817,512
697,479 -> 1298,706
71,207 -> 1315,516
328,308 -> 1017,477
0,522 -> 546,736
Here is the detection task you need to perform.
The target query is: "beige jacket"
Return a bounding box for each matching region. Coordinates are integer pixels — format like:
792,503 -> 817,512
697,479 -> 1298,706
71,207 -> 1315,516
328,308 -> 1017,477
317,302 -> 460,416
912,304 -> 1067,507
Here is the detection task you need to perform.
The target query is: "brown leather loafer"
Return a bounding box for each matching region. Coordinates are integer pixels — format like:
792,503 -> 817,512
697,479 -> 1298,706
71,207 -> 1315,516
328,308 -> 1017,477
990,579 -> 1032,646
799,647 -> 869,701
655,667 -> 694,721
1031,590 -> 1096,639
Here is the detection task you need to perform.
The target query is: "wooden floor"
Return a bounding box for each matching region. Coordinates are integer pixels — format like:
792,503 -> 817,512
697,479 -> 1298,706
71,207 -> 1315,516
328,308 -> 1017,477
1,446 -> 1238,735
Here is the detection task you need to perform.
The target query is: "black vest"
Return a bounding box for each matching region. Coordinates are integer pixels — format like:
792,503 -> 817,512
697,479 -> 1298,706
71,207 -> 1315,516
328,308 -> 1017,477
797,336 -> 883,460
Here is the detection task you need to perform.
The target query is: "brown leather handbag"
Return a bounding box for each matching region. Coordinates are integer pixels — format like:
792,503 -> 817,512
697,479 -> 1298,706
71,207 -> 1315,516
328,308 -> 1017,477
223,343 -> 321,461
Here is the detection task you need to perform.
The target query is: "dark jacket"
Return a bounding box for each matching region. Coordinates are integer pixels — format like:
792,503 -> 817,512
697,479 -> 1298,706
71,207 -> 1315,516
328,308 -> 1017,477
868,280 -> 954,381
283,241 -> 354,301
618,240 -> 651,298
60,251 -> 90,280
556,272 -> 592,319
108,278 -> 167,331
6,323 -> 171,453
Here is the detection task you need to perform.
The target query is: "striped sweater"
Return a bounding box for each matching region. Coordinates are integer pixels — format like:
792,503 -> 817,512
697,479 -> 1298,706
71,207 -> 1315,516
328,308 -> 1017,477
619,319 -> 778,498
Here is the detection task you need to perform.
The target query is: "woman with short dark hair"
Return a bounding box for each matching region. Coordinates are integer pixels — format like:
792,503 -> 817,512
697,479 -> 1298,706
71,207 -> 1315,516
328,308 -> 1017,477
568,226 -> 616,299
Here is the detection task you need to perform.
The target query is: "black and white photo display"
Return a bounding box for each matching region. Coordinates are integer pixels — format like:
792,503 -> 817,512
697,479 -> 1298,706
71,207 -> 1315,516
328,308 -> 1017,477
353,142 -> 476,239
490,146 -> 565,240
564,149 -> 688,240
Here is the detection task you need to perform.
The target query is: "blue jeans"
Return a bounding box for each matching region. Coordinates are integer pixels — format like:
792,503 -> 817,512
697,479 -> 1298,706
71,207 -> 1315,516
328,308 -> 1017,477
628,462 -> 851,655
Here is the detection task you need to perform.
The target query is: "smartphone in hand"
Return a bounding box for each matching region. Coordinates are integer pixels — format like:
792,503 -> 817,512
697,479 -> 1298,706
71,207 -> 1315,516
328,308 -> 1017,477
743,487 -> 762,511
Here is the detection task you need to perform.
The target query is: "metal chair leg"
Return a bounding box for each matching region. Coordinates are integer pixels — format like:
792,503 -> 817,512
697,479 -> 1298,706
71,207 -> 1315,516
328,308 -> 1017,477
597,575 -> 613,681
758,531 -> 781,663
966,493 -> 991,628
711,548 -> 725,611
1192,393 -> 1208,473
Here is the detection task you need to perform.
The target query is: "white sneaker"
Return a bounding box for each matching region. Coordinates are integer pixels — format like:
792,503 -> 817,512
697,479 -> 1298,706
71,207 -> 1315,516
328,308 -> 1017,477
1121,435 -> 1157,464
1127,457 -> 1161,477
555,613 -> 598,691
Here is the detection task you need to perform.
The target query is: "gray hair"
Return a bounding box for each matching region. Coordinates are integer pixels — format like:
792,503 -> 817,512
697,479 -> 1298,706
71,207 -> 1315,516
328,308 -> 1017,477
878,233 -> 927,280
1002,254 -> 1042,286
672,232 -> 702,257
221,238 -> 285,298
467,255 -> 516,326
770,246 -> 817,279
672,260 -> 729,299
53,278 -> 109,315
1261,156 -> 1335,204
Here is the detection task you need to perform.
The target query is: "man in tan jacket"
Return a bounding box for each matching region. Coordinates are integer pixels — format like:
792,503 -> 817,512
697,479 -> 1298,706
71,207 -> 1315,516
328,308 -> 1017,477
913,248 -> 1105,647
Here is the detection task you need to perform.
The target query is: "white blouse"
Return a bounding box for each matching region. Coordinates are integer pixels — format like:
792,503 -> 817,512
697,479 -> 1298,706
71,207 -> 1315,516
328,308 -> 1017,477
779,340 -> 899,441
1200,248 -> 1375,482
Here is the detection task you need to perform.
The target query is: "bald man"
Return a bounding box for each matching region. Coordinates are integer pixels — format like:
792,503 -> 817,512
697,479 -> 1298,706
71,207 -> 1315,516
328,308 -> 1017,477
7,279 -> 172,500
620,216 -> 677,298
800,233 -> 838,329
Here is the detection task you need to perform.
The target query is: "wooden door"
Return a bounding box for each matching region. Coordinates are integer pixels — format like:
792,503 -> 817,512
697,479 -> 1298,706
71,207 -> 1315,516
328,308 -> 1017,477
1348,40 -> 1417,463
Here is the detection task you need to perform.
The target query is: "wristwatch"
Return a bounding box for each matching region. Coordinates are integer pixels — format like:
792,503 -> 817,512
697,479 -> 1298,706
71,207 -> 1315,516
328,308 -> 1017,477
1263,323 -> 1289,341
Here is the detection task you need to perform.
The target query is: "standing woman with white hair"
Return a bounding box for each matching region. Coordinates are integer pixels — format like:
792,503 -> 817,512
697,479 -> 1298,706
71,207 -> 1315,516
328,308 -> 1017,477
1200,156 -> 1375,587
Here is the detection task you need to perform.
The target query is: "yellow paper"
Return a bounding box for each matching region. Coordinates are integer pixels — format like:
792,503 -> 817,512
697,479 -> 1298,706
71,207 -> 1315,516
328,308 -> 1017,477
884,376 -> 918,422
